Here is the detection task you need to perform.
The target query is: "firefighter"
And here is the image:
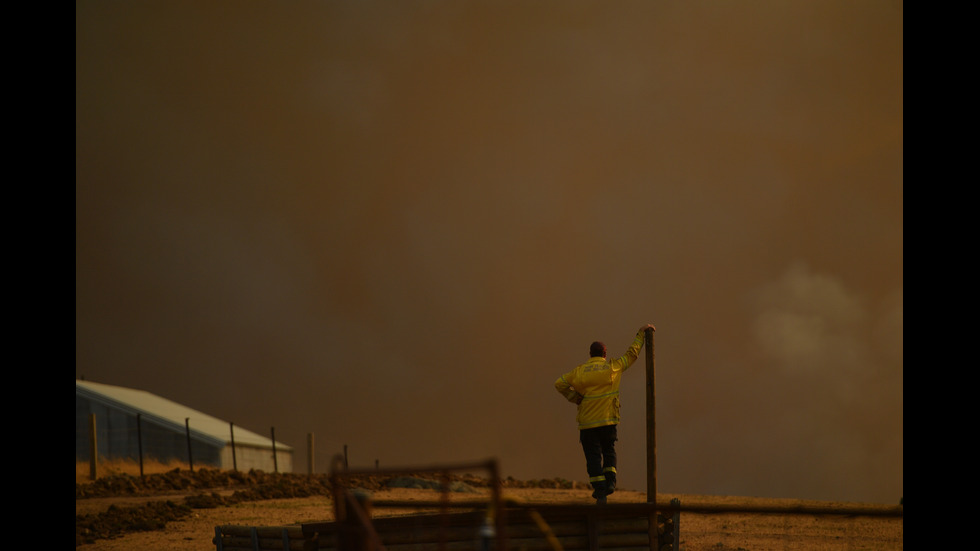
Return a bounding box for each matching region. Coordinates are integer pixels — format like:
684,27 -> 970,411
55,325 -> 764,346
555,324 -> 655,504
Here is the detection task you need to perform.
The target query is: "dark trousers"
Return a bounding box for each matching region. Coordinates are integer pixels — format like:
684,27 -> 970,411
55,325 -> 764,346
579,424 -> 618,494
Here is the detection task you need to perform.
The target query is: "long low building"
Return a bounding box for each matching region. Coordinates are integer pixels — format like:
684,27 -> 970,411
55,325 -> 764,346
76,379 -> 292,472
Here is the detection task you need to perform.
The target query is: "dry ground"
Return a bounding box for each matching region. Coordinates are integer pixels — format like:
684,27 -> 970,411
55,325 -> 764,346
76,461 -> 902,551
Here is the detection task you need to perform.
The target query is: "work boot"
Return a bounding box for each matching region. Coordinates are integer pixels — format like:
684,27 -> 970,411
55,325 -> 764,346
591,480 -> 608,503
605,473 -> 616,496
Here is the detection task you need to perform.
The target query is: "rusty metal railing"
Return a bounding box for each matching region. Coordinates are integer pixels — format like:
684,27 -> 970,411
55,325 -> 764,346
327,456 -> 506,551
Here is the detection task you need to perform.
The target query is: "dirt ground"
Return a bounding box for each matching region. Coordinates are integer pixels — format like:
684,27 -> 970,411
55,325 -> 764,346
75,467 -> 903,551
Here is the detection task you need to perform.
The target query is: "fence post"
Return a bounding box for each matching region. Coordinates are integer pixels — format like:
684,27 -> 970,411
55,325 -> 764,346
645,327 -> 658,551
89,413 -> 98,481
185,418 -> 194,471
645,327 -> 656,503
307,433 -> 315,475
137,413 -> 144,478
271,427 -> 279,473
230,422 -> 238,472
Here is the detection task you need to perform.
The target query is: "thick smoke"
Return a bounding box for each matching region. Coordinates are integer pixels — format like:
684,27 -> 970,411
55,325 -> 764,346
76,1 -> 903,503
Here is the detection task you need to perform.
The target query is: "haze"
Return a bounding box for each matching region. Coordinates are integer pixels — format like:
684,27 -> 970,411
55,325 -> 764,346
75,1 -> 903,504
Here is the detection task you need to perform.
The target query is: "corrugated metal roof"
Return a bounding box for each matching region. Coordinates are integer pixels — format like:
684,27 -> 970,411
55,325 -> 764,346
76,379 -> 293,451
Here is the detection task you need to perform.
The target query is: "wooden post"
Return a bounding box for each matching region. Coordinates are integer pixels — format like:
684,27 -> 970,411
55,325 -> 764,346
88,413 -> 98,480
271,427 -> 279,473
307,433 -> 315,475
645,327 -> 656,503
230,422 -> 238,471
344,444 -> 349,470
671,497 -> 681,551
137,413 -> 144,478
185,418 -> 194,471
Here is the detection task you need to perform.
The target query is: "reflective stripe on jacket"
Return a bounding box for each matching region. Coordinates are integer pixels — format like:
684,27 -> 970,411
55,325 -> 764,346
555,329 -> 645,430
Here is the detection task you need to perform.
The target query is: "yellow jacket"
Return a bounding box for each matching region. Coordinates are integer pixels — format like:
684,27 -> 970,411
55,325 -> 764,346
555,329 -> 645,430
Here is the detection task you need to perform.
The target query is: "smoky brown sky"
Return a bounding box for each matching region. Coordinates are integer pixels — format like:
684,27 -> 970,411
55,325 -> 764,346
75,1 -> 903,503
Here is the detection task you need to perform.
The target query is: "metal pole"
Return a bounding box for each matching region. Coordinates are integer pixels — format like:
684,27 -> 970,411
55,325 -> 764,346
89,413 -> 98,481
271,427 -> 279,473
645,327 -> 657,551
185,418 -> 194,471
489,459 -> 506,551
645,327 -> 656,503
307,433 -> 315,475
230,422 -> 238,471
137,413 -> 144,478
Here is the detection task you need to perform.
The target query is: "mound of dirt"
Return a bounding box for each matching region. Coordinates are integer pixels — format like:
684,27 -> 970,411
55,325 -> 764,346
76,500 -> 192,546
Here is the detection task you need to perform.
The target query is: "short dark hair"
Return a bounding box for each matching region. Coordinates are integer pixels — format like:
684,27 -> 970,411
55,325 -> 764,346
590,341 -> 606,358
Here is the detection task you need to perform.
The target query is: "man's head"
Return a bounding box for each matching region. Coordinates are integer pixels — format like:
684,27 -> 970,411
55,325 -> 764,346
590,341 -> 606,358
